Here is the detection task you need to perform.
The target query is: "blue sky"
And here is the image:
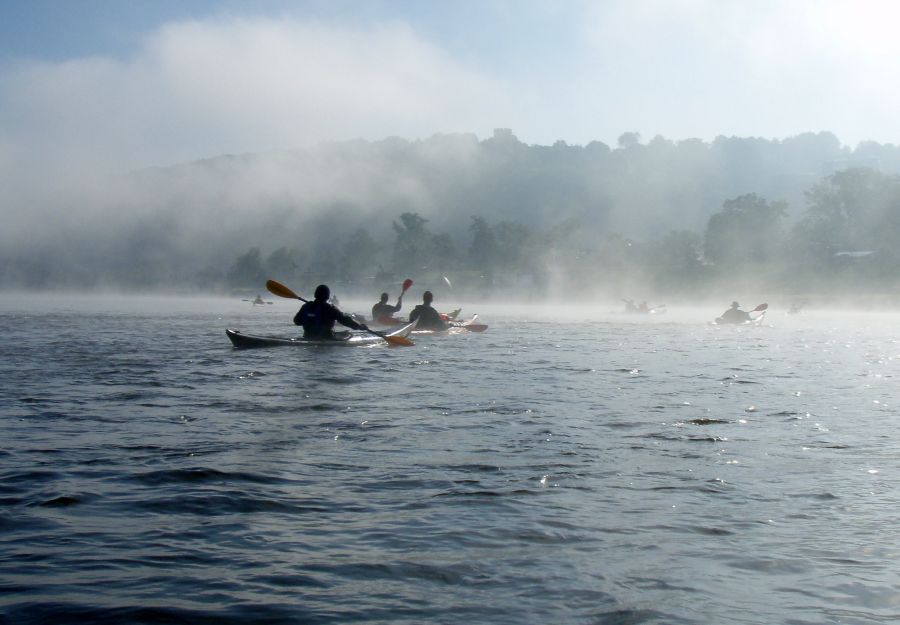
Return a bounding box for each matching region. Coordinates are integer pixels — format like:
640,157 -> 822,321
1,0 -> 899,173
0,1 -> 574,72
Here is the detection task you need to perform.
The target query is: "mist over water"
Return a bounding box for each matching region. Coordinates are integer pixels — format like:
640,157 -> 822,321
6,4 -> 900,623
3,295 -> 900,624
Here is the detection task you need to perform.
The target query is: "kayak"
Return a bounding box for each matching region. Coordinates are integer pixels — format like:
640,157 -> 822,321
365,308 -> 464,328
711,311 -> 767,326
412,315 -> 488,334
226,322 -> 416,349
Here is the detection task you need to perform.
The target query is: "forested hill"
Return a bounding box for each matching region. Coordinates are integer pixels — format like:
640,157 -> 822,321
4,130 -> 900,298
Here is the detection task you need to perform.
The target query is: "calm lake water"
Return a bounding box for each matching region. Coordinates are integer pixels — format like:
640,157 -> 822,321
2,294 -> 899,624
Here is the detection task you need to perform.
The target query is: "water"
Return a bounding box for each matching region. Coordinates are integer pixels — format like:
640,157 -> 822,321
2,295 -> 899,624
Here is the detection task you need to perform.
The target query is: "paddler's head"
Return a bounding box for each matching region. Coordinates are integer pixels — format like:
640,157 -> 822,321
423,291 -> 433,305
731,301 -> 740,309
380,292 -> 389,303
314,284 -> 330,302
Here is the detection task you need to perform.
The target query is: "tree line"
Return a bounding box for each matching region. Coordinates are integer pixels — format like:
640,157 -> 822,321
4,129 -> 900,298
225,166 -> 900,300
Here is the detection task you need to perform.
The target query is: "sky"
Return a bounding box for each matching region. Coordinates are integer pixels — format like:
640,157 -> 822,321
1,0 -> 899,174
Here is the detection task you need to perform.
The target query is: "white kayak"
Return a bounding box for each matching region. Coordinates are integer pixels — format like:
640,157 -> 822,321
226,322 -> 416,349
411,315 -> 488,334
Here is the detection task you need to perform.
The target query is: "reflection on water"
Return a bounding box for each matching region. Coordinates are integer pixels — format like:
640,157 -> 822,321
2,295 -> 900,624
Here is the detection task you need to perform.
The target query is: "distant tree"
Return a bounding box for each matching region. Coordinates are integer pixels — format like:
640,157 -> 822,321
468,216 -> 497,270
791,168 -> 900,275
704,193 -> 786,269
851,140 -> 900,171
226,247 -> 265,288
585,140 -> 611,156
804,168 -> 899,246
781,131 -> 845,174
430,233 -> 457,272
617,132 -> 641,149
306,238 -> 342,288
493,221 -> 533,273
392,212 -> 433,270
265,247 -> 297,280
644,230 -> 706,292
341,228 -> 379,281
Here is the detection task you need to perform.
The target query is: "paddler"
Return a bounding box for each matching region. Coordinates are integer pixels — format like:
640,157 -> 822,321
371,291 -> 404,323
409,290 -> 449,331
719,301 -> 752,323
294,284 -> 369,339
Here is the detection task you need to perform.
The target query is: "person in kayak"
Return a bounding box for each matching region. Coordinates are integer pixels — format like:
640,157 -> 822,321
409,291 -> 449,330
372,291 -> 404,322
294,284 -> 368,339
719,301 -> 752,324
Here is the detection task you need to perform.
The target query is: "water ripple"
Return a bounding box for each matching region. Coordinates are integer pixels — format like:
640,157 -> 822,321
3,304 -> 900,624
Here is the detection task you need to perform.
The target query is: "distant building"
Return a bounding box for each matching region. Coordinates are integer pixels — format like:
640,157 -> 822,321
493,128 -> 514,140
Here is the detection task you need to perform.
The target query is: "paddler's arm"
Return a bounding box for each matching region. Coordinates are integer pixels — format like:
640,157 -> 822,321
333,306 -> 366,331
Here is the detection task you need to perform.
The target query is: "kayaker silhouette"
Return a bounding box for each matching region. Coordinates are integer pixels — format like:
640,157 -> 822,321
371,278 -> 412,323
409,291 -> 448,331
372,292 -> 403,323
719,301 -> 752,324
294,284 -> 368,339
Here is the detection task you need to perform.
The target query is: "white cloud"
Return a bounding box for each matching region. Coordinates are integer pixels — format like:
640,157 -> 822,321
0,16 -> 510,174
3,1 -> 899,190
571,0 -> 900,146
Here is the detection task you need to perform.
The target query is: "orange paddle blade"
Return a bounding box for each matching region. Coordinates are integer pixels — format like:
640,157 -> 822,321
266,279 -> 302,300
384,335 -> 414,347
364,326 -> 414,347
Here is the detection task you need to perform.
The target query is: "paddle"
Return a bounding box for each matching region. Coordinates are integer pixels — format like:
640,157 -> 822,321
265,279 -> 413,347
748,303 -> 768,322
394,278 -> 412,310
